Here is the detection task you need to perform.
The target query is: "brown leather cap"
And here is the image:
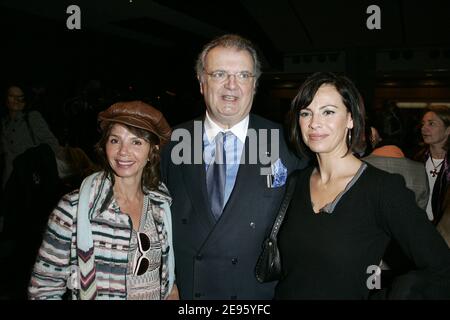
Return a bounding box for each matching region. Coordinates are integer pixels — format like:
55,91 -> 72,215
98,101 -> 171,146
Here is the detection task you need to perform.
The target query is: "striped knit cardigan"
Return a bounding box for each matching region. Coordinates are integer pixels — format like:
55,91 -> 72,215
28,172 -> 175,300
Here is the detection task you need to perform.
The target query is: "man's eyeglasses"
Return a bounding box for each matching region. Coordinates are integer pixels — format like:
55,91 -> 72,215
133,232 -> 151,276
205,70 -> 255,84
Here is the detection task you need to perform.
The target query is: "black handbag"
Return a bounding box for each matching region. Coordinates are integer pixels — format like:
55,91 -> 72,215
255,173 -> 299,283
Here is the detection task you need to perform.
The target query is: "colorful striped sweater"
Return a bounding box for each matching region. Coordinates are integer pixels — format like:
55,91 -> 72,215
28,172 -> 174,300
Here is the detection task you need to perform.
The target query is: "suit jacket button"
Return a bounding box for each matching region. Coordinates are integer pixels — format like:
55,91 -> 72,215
231,258 -> 238,265
196,254 -> 203,261
195,292 -> 202,298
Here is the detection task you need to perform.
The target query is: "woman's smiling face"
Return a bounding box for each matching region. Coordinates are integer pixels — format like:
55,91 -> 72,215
106,123 -> 151,181
299,84 -> 353,156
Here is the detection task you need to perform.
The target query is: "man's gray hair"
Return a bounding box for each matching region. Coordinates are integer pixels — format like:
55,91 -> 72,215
195,34 -> 262,82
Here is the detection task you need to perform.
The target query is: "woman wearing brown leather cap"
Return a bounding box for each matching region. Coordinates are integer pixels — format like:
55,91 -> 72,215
29,101 -> 178,300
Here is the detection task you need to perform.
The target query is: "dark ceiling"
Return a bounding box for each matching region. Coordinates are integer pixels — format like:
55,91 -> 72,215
1,0 -> 450,86
1,0 -> 449,129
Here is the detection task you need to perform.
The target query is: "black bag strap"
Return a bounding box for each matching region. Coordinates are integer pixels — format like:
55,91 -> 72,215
268,171 -> 299,240
24,112 -> 37,145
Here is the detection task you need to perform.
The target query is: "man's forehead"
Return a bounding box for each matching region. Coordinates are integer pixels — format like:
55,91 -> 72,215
206,47 -> 254,66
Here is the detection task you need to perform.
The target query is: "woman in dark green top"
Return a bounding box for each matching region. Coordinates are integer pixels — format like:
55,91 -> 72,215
275,72 -> 450,299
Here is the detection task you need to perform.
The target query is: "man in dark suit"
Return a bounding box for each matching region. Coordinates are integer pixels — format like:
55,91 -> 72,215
161,34 -> 306,299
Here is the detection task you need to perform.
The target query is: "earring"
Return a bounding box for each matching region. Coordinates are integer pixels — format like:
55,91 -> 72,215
347,129 -> 352,145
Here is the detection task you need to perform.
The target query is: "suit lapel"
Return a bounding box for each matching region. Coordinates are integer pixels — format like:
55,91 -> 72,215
180,120 -> 217,229
221,115 -> 264,220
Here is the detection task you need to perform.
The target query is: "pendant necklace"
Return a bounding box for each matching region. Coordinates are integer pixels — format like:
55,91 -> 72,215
430,157 -> 444,177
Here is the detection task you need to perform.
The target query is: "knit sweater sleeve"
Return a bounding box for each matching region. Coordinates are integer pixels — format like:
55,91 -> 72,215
375,172 -> 450,298
28,191 -> 78,300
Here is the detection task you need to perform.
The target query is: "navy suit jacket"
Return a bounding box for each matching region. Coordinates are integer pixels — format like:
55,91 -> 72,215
161,114 -> 306,299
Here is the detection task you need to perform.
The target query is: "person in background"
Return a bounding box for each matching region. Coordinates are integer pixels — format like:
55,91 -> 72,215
29,101 -> 178,300
161,34 -> 306,299
364,105 -> 429,210
414,106 -> 450,224
362,122 -> 382,157
0,84 -> 61,299
275,72 -> 450,299
0,84 -> 60,189
364,104 -> 430,287
56,145 -> 98,195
